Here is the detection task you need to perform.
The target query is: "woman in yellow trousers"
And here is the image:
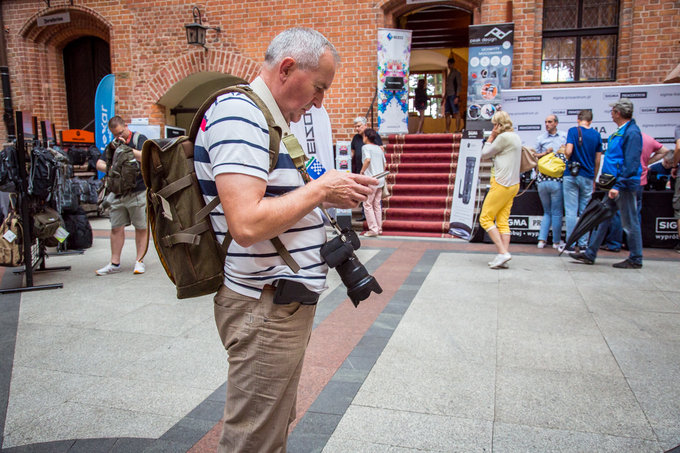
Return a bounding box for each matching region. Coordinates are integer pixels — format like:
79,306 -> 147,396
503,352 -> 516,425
480,111 -> 522,269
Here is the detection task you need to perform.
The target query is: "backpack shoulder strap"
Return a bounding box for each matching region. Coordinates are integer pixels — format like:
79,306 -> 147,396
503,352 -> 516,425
189,84 -> 282,172
188,83 -> 298,273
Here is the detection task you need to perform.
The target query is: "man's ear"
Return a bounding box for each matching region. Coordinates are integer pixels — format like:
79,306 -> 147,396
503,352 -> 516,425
279,57 -> 296,81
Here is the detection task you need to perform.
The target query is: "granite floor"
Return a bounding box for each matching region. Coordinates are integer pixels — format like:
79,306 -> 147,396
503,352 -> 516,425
0,218 -> 679,452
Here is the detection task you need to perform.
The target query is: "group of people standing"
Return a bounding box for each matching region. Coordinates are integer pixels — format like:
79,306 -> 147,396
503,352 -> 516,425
478,98 -> 679,270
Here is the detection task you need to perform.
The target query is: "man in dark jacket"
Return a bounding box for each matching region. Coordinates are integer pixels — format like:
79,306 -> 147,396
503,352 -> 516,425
570,98 -> 644,268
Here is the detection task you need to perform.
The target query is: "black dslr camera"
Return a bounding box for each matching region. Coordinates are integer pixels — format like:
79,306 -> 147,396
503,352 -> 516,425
569,161 -> 581,177
320,228 -> 382,307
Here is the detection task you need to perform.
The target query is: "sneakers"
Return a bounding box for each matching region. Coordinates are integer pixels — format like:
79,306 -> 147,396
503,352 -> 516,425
569,252 -> 594,265
488,253 -> 512,269
552,241 -> 566,250
363,231 -> 378,237
134,261 -> 145,274
537,240 -> 546,249
95,263 -> 121,276
612,259 -> 642,269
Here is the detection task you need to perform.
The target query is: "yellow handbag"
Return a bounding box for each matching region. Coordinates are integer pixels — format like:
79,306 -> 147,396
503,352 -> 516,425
537,152 -> 566,178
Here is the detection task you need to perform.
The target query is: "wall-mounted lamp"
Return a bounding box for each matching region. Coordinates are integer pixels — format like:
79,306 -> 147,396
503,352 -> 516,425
184,6 -> 221,48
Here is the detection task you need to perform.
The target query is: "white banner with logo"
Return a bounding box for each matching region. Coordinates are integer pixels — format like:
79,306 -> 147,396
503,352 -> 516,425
377,28 -> 412,135
291,105 -> 334,172
500,84 -> 680,149
449,130 -> 484,240
467,24 -> 514,131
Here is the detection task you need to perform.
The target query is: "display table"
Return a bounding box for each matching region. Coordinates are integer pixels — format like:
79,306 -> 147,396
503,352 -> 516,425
472,188 -> 677,248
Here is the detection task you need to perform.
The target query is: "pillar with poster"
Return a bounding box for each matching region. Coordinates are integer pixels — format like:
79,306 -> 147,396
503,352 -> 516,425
466,24 -> 514,131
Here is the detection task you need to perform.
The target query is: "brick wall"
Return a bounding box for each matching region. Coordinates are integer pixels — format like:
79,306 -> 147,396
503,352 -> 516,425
1,0 -> 678,142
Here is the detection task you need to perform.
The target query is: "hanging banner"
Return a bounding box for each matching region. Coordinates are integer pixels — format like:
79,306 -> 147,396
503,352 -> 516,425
449,130 -> 484,240
377,28 -> 412,135
466,24 -> 514,131
94,74 -> 115,154
290,105 -> 334,173
500,83 -> 680,150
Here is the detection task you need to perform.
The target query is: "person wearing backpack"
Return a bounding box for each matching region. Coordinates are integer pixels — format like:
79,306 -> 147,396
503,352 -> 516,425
95,116 -> 148,275
195,28 -> 376,452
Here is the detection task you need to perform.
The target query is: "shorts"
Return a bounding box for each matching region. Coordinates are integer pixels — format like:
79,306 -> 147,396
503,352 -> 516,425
445,95 -> 460,115
110,190 -> 147,229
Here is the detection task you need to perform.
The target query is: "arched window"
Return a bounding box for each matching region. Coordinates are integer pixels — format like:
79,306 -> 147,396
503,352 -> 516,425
541,0 -> 619,83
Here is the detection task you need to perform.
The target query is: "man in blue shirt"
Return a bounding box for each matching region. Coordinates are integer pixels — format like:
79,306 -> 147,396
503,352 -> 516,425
534,114 -> 567,159
562,110 -> 602,250
571,98 -> 644,268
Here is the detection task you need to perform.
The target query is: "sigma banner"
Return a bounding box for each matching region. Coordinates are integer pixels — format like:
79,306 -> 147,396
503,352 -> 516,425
377,28 -> 412,135
291,105 -> 334,173
94,74 -> 115,153
449,130 -> 484,240
500,84 -> 680,150
467,23 -> 514,131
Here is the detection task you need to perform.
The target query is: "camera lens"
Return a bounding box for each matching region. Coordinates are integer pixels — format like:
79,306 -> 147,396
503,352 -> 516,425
320,228 -> 382,307
336,257 -> 383,307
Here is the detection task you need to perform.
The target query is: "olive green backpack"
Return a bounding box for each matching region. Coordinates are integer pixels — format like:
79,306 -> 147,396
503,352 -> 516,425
141,79 -> 299,299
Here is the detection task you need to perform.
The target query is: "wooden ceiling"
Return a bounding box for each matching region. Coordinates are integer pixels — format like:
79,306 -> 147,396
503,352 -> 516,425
401,6 -> 473,50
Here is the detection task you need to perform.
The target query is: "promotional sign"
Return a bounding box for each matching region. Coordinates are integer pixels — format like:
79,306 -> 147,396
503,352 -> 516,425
94,74 -> 115,178
377,28 -> 412,135
449,130 -> 484,240
290,105 -> 334,173
94,74 -> 115,153
467,24 -> 514,131
500,84 -> 680,150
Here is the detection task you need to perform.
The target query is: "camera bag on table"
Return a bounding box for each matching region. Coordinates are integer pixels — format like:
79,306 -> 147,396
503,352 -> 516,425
32,206 -> 62,240
141,80 -> 300,299
0,202 -> 24,267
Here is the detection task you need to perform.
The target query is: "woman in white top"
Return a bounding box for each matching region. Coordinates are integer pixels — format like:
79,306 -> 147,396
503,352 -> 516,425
359,128 -> 386,236
480,111 -> 522,268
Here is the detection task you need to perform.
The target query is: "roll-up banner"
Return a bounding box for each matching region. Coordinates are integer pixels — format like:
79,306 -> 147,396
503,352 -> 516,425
449,130 -> 484,240
290,105 -> 335,173
94,74 -> 115,179
377,28 -> 412,135
500,84 -> 680,150
94,74 -> 115,153
467,24 -> 514,131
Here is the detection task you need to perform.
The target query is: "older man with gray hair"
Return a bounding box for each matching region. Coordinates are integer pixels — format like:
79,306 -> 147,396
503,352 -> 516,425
351,115 -> 383,174
195,27 -> 377,451
571,98 -> 644,269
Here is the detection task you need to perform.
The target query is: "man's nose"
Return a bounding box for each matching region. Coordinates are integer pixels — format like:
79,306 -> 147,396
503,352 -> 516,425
313,90 -> 325,108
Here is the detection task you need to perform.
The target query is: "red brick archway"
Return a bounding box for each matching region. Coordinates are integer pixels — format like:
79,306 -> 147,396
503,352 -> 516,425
147,49 -> 261,104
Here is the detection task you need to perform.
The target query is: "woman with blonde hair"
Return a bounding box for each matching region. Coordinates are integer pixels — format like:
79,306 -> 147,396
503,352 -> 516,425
480,110 -> 522,268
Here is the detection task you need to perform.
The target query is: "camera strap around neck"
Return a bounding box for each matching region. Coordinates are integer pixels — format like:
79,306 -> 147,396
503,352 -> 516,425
282,134 -> 343,234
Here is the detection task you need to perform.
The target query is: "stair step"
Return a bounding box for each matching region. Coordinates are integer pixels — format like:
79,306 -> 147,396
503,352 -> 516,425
390,173 -> 456,184
387,133 -> 461,144
387,162 -> 456,173
382,219 -> 449,234
384,207 -> 450,221
385,143 -> 460,152
385,195 -> 450,210
390,184 -> 451,196
386,153 -> 458,164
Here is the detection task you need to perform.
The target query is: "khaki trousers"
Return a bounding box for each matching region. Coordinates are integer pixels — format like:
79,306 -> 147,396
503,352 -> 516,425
214,284 -> 316,453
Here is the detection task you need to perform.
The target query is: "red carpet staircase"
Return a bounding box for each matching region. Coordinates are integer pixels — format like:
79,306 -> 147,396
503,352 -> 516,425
378,133 -> 461,238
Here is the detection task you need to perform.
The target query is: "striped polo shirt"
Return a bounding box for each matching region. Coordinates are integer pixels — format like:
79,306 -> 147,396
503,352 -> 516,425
194,76 -> 328,299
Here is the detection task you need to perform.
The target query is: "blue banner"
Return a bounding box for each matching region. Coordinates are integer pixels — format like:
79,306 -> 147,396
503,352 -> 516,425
94,74 -> 115,154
